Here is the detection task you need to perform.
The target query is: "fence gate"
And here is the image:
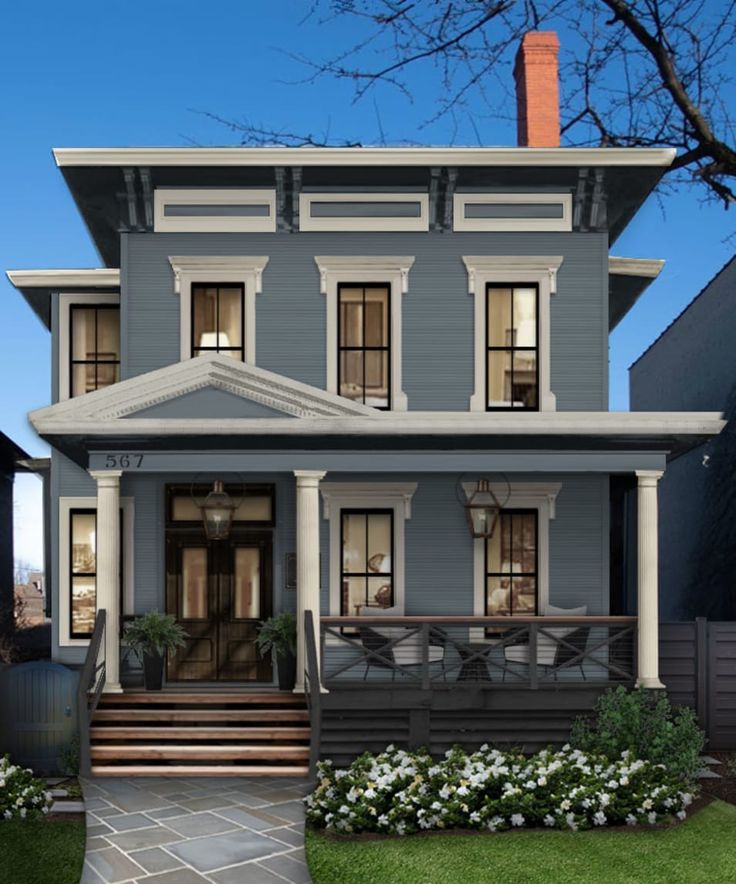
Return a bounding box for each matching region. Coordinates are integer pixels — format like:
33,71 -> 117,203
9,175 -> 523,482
660,619 -> 736,751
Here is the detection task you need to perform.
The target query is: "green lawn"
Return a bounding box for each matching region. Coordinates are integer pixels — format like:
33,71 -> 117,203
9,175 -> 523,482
306,800 -> 736,884
0,819 -> 86,884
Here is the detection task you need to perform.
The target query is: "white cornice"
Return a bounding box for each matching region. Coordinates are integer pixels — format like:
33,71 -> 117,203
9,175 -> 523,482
462,481 -> 562,519
30,353 -> 375,426
314,256 -> 415,295
53,147 -> 677,169
6,269 -> 120,289
321,482 -> 418,519
462,256 -> 563,295
608,257 -> 665,278
167,256 -> 269,295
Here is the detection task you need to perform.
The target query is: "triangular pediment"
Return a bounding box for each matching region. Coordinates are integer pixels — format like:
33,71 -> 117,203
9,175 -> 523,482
31,354 -> 376,425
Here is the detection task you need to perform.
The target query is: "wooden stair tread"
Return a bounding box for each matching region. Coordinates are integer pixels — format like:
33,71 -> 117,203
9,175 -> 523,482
93,709 -> 309,722
101,692 -> 305,705
90,726 -> 310,740
90,765 -> 310,777
91,744 -> 310,761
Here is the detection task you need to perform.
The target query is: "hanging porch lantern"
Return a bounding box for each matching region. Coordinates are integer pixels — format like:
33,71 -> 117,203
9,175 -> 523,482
463,479 -> 502,539
198,481 -> 238,540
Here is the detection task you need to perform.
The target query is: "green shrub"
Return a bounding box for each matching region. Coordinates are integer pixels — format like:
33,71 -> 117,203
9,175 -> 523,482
0,755 -> 53,821
570,687 -> 704,783
305,744 -> 694,835
58,734 -> 80,777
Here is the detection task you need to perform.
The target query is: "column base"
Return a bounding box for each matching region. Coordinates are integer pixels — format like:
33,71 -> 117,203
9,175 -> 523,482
293,682 -> 305,694
635,676 -> 666,690
103,682 -> 123,694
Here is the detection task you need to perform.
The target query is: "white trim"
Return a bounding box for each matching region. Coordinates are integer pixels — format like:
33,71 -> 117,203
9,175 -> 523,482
33,351 -> 374,424
453,193 -> 572,232
300,193 -> 428,232
463,256 -> 563,413
53,147 -> 677,168
58,293 -> 120,402
609,257 -> 665,278
58,495 -> 134,648
6,269 -> 120,289
464,482 -> 561,639
314,256 -> 415,411
154,189 -> 276,233
167,257 -> 269,364
321,483 -> 417,618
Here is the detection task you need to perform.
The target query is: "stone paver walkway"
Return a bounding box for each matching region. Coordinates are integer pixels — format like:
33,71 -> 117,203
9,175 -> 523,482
80,776 -> 312,884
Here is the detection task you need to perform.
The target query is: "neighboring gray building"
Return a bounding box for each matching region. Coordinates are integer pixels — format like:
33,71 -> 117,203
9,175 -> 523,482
5,32 -> 725,774
630,256 -> 736,620
0,432 -> 30,636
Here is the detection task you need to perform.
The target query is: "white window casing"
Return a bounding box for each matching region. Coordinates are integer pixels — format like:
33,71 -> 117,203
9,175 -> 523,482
58,496 -> 134,647
453,193 -> 572,232
59,293 -> 120,402
465,482 -> 561,641
463,256 -> 563,412
300,193 -> 429,232
168,256 -> 269,364
321,483 -> 417,622
314,256 -> 414,411
154,189 -> 276,233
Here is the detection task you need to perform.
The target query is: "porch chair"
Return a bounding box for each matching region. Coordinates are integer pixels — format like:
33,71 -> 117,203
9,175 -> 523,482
503,605 -> 590,682
358,608 -> 447,681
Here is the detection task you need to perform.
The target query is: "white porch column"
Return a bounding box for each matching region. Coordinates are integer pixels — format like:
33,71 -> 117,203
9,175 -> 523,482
293,470 -> 326,693
636,469 -> 665,689
90,470 -> 123,693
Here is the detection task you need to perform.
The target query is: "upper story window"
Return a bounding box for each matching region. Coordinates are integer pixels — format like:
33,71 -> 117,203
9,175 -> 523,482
69,304 -> 120,397
486,284 -> 538,410
338,284 -> 391,409
191,284 -> 245,360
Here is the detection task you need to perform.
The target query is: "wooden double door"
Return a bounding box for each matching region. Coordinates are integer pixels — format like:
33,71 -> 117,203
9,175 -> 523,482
166,530 -> 272,682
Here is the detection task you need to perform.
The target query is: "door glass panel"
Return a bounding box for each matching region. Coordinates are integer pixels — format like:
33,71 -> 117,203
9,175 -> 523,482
182,547 -> 208,619
234,547 -> 260,619
171,492 -> 272,523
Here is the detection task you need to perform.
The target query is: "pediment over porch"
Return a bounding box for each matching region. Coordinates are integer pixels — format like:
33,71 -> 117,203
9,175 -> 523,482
30,354 -> 376,425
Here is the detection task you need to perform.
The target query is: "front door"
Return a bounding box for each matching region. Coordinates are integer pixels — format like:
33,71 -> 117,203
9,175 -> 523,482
166,531 -> 273,681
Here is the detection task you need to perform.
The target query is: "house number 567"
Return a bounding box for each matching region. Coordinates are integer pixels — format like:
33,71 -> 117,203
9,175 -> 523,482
104,454 -> 144,469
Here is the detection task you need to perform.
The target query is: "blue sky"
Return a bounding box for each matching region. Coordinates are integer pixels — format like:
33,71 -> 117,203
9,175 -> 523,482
2,1 -> 733,569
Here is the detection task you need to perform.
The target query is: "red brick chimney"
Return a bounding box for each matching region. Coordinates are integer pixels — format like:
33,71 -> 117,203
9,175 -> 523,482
513,31 -> 560,148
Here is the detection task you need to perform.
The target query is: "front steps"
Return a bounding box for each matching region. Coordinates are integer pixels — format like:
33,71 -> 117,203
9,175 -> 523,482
90,691 -> 310,777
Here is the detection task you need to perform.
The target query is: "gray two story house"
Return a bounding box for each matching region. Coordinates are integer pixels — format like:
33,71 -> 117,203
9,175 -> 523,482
7,33 -> 724,776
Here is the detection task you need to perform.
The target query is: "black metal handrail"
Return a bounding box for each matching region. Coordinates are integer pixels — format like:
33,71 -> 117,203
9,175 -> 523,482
304,609 -> 322,779
77,609 -> 106,777
320,615 -> 637,690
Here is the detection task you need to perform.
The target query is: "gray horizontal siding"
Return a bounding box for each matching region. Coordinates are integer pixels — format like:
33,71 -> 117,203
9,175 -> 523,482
124,230 -> 608,411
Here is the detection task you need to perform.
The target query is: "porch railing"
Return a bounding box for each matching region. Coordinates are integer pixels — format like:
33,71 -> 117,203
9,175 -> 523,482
77,609 -> 106,777
319,616 -> 637,690
304,610 -> 322,779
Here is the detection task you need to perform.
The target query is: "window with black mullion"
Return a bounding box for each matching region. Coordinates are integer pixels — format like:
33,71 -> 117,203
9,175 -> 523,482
191,283 -> 245,359
485,509 -> 538,617
486,283 -> 539,410
338,283 -> 391,409
340,509 -> 394,617
70,305 -> 120,397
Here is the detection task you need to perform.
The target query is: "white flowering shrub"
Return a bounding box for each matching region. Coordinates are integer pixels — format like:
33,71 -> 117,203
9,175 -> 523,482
305,744 -> 695,835
0,754 -> 53,821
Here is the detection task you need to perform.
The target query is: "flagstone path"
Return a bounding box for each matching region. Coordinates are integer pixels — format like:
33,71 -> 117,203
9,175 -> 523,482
80,776 -> 312,884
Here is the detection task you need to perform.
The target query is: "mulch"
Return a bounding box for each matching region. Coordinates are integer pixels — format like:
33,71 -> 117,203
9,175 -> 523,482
701,751 -> 736,805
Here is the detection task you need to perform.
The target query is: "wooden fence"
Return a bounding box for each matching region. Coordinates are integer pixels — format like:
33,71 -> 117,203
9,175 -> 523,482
660,620 -> 736,750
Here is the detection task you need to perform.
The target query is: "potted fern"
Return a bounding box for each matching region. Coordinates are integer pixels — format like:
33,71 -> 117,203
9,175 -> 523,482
124,611 -> 188,691
256,612 -> 297,690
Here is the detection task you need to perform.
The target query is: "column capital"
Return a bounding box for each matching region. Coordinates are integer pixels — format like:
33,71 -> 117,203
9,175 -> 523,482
294,470 -> 327,487
89,470 -> 123,485
635,469 -> 664,486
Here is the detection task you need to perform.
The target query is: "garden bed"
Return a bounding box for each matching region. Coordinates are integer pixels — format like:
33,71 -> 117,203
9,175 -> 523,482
701,752 -> 736,805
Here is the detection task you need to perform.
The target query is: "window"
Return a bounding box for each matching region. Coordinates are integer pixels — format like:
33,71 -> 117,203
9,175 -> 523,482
340,509 -> 394,616
167,484 -> 274,526
463,256 -> 562,412
191,284 -> 245,360
486,510 -> 538,616
69,305 -> 120,397
314,256 -> 414,411
69,509 -> 124,639
486,284 -> 539,410
338,284 -> 391,409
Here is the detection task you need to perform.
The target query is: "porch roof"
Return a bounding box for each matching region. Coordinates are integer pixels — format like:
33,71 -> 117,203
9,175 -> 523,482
29,354 -> 723,468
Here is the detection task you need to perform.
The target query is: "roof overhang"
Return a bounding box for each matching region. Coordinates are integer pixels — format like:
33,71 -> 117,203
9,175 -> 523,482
50,146 -> 675,265
5,269 -> 121,329
608,257 -> 665,330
